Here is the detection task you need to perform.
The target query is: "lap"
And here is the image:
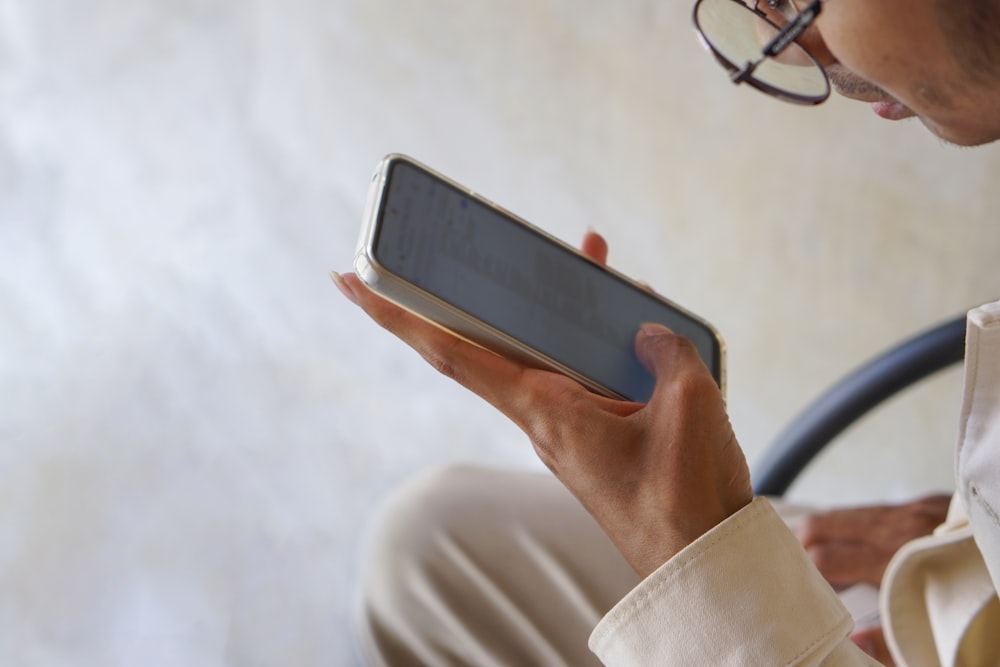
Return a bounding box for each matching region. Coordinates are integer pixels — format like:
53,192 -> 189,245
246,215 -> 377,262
355,464 -> 640,667
354,464 -> 818,666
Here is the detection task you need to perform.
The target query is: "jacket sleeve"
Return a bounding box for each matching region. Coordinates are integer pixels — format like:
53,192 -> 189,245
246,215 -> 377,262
589,497 -> 881,666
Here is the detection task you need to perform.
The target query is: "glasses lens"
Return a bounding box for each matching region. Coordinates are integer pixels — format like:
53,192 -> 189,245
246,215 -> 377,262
694,0 -> 829,103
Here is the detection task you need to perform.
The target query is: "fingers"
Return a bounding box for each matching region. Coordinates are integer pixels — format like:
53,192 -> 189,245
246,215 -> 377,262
797,508 -> 891,587
333,272 -> 626,439
850,626 -> 895,666
797,496 -> 952,588
798,508 -> 868,546
334,272 -> 529,412
337,228 -> 609,419
804,541 -> 885,588
580,229 -> 608,264
799,497 -> 949,547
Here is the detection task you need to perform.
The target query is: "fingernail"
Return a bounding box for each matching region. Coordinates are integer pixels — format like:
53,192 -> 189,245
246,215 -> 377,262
639,322 -> 672,336
330,271 -> 359,305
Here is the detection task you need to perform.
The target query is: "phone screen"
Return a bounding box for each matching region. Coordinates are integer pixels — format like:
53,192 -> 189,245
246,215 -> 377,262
371,160 -> 721,402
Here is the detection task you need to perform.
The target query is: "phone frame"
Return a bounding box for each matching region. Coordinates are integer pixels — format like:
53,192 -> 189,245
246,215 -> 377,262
354,154 -> 726,401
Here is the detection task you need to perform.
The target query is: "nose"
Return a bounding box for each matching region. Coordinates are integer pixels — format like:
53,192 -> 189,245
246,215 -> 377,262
794,22 -> 837,68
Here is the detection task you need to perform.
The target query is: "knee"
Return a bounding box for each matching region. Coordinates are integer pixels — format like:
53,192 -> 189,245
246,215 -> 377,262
360,464 -> 487,576
354,464 -> 493,659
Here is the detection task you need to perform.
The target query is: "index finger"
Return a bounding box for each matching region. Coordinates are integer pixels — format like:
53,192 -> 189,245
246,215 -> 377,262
337,271 -> 585,425
581,230 -> 609,264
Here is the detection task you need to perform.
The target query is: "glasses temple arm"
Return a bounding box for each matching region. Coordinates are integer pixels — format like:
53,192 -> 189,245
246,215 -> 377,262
762,0 -> 822,57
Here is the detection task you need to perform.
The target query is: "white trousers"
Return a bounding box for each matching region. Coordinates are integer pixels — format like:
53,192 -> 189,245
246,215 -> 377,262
354,465 -> 814,667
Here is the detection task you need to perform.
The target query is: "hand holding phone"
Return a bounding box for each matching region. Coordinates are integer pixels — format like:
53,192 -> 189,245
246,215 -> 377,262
333,154 -> 751,577
334,269 -> 752,577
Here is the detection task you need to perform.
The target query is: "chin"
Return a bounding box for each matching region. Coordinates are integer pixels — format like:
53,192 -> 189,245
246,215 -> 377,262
922,118 -> 1000,147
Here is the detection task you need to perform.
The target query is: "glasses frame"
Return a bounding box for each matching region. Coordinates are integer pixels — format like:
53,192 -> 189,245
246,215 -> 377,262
693,0 -> 830,105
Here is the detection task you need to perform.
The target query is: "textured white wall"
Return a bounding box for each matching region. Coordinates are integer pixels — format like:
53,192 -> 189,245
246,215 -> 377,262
2,0 -> 999,664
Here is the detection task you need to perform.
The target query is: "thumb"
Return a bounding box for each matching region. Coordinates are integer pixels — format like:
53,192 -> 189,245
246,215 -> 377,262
635,322 -> 699,381
635,322 -> 719,410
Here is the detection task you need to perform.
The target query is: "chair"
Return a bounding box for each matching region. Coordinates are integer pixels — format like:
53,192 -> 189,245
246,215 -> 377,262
752,313 -> 968,497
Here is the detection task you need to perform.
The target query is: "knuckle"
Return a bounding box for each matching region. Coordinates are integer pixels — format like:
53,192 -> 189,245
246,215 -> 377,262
667,363 -> 719,407
525,417 -> 569,474
648,330 -> 699,359
523,388 -> 628,476
666,333 -> 703,365
424,353 -> 459,381
798,515 -> 822,543
420,335 -> 465,383
529,432 -> 560,472
522,389 -> 576,454
641,330 -> 718,398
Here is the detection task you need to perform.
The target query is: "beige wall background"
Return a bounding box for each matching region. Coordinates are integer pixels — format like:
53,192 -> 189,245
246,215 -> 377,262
3,0 -> 999,663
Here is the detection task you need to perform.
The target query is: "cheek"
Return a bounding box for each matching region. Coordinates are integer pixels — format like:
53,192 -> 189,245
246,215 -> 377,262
814,3 -> 949,105
814,11 -> 890,83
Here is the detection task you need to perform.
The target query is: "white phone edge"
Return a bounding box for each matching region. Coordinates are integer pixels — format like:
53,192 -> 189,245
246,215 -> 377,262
353,153 -> 727,401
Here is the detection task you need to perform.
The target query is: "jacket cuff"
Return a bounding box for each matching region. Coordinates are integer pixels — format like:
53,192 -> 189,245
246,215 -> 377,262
590,497 -> 854,665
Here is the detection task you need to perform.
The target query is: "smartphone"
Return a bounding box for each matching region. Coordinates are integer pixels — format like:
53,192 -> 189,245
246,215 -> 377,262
354,154 -> 725,403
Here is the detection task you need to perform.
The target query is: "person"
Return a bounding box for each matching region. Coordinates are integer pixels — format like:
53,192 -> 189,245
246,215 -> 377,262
335,0 -> 1000,663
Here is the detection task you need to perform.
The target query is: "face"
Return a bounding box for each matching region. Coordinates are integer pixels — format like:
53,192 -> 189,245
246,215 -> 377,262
787,0 -> 1000,146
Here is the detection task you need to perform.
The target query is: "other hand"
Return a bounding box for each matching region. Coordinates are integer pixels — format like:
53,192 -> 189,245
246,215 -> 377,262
333,231 -> 753,577
851,626 -> 895,666
798,494 -> 951,588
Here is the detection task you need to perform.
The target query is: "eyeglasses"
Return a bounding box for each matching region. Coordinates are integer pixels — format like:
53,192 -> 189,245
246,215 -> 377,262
693,0 -> 830,105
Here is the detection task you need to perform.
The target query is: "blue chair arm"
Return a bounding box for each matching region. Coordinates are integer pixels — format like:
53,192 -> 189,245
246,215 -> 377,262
752,313 -> 967,497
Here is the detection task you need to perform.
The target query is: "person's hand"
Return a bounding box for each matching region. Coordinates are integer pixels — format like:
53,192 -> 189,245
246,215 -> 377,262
797,494 -> 951,588
794,492 -> 948,667
333,231 -> 753,577
851,626 -> 895,666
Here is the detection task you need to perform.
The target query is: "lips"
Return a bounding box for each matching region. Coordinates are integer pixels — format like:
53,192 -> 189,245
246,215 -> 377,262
871,100 -> 915,120
826,67 -> 917,120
